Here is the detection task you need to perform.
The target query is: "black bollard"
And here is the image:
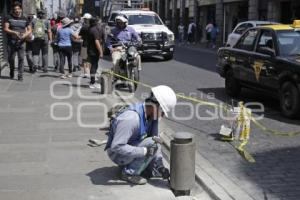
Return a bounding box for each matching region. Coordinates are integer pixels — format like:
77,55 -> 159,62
170,132 -> 195,196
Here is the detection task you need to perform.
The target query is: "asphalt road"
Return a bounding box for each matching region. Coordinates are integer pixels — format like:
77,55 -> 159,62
101,45 -> 300,200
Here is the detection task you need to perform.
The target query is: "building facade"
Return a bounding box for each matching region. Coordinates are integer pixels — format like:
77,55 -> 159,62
148,0 -> 300,44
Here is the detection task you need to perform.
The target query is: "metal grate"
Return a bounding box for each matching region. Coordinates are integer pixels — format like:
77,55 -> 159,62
0,15 -> 8,76
0,16 -> 4,63
141,32 -> 167,42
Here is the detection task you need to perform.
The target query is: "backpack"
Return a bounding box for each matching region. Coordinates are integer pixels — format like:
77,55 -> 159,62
33,19 -> 46,39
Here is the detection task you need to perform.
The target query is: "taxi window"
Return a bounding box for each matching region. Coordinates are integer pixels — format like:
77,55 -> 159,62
235,29 -> 258,51
234,23 -> 253,34
277,31 -> 300,56
257,30 -> 274,51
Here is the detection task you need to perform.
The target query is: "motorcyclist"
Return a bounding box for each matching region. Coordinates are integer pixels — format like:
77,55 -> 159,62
106,14 -> 142,73
105,85 -> 177,185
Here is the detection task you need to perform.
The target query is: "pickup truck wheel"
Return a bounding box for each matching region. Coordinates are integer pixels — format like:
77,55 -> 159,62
279,82 -> 300,118
225,69 -> 241,97
163,53 -> 173,61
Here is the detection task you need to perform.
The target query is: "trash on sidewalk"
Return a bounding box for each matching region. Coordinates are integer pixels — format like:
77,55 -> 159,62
219,101 -> 255,163
88,139 -> 107,147
219,101 -> 251,141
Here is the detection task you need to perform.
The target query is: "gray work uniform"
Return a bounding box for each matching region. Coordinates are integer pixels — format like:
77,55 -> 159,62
106,109 -> 163,175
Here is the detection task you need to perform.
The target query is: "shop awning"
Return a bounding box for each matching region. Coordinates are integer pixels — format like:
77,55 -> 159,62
223,0 -> 246,3
198,0 -> 246,6
198,0 -> 216,6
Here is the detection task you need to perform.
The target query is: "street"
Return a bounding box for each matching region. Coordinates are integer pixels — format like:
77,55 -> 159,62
112,45 -> 300,200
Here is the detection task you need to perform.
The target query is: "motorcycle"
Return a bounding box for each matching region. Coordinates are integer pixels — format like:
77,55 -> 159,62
101,38 -> 141,94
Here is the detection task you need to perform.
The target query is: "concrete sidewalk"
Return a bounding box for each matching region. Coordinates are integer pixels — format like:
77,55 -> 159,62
0,67 -> 176,200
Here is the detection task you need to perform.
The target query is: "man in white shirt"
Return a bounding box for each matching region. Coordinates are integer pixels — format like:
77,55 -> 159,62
178,22 -> 185,45
206,22 -> 213,47
187,21 -> 196,44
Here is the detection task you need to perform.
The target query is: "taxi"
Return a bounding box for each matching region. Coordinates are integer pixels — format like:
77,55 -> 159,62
217,20 -> 300,118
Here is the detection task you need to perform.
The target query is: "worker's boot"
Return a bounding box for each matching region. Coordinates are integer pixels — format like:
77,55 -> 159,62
121,172 -> 147,185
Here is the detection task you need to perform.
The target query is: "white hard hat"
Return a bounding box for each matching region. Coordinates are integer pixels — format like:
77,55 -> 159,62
115,15 -> 128,23
151,85 -> 177,117
82,13 -> 92,19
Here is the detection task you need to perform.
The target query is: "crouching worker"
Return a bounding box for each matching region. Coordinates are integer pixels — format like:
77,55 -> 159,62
105,85 -> 177,185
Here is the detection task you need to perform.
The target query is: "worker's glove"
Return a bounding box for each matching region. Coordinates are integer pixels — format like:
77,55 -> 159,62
158,167 -> 170,180
146,145 -> 158,157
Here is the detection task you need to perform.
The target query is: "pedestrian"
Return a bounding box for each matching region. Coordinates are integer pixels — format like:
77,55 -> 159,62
79,13 -> 92,78
187,20 -> 196,44
71,16 -> 83,72
25,14 -> 35,73
105,85 -> 177,185
205,21 -> 213,48
178,22 -> 185,45
51,15 -> 63,71
32,9 -> 52,73
210,23 -> 219,49
50,17 -> 56,27
87,17 -> 104,89
3,2 -> 32,81
56,17 -> 80,79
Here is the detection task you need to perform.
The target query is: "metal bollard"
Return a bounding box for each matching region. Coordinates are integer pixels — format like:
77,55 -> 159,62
170,132 -> 195,196
100,70 -> 113,94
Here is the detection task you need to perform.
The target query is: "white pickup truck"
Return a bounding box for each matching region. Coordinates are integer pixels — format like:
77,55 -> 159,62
107,9 -> 175,60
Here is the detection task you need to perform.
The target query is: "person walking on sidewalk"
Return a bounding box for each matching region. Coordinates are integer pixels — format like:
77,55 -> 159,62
4,2 -> 32,81
105,85 -> 177,185
87,17 -> 103,89
205,21 -> 213,48
71,16 -> 83,72
187,20 -> 196,45
178,22 -> 185,45
79,13 -> 92,78
32,9 -> 52,73
25,14 -> 35,73
51,15 -> 63,72
56,17 -> 80,79
210,23 -> 219,49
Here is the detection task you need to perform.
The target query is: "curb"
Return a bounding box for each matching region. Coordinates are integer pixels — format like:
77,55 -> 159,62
114,90 -> 255,200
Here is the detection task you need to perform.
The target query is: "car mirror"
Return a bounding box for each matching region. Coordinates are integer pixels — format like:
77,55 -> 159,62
258,47 -> 275,57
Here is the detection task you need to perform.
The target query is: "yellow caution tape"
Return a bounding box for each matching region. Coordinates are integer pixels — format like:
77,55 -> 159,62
106,70 -> 300,162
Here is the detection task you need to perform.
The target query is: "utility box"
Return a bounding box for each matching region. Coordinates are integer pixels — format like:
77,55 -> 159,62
170,132 -> 195,196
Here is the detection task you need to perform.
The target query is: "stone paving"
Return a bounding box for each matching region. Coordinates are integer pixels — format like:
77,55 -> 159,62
0,66 -> 176,200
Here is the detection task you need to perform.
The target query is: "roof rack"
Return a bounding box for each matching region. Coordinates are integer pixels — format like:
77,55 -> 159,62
103,0 -> 146,19
111,0 -> 144,8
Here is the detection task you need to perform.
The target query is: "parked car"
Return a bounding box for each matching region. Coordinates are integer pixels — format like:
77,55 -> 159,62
226,21 -> 279,47
217,20 -> 300,118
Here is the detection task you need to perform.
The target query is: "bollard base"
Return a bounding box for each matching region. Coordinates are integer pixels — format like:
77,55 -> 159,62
172,189 -> 190,197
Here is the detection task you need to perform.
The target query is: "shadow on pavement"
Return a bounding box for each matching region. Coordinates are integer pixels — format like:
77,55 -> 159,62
87,167 -> 130,186
87,167 -> 170,189
241,146 -> 300,200
197,87 -> 300,125
61,83 -> 90,89
174,46 -> 217,73
39,74 -> 60,78
0,75 -> 11,80
141,56 -> 164,63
